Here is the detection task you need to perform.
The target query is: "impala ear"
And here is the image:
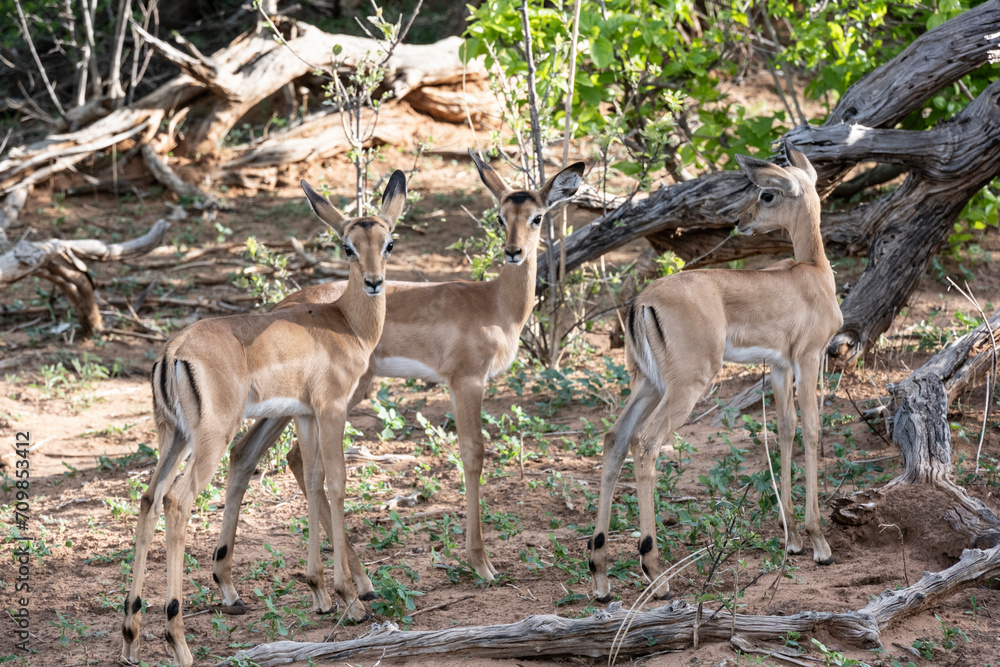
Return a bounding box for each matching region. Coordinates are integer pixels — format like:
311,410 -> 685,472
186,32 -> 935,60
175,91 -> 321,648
735,154 -> 800,197
377,170 -> 407,232
301,180 -> 350,236
784,144 -> 818,186
469,149 -> 510,201
540,162 -> 586,208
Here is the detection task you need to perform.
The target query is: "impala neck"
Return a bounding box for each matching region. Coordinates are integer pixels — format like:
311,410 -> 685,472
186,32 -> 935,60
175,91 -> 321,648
496,246 -> 538,332
789,198 -> 830,273
338,268 -> 386,351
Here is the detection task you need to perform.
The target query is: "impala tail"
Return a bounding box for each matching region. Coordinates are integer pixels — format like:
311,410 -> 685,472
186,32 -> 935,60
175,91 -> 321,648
625,302 -> 667,396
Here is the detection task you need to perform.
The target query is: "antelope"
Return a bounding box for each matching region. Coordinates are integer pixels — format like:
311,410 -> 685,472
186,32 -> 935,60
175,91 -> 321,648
587,146 -> 842,602
120,171 -> 407,667
209,150 -> 585,606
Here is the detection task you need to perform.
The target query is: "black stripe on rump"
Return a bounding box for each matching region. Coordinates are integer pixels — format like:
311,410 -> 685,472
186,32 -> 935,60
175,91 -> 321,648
178,359 -> 203,420
150,361 -> 160,407
647,306 -> 665,347
626,303 -> 638,349
158,356 -> 170,407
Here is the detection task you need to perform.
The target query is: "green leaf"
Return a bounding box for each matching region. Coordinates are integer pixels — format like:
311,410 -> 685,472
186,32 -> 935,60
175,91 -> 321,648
591,37 -> 615,68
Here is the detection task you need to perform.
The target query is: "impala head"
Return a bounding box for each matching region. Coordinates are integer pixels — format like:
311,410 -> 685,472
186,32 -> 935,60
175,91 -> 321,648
301,171 -> 406,295
469,149 -> 585,266
735,145 -> 819,236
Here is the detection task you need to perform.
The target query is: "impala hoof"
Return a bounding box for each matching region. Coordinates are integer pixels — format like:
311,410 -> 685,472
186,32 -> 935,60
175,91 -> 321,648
816,555 -> 835,566
216,602 -> 247,615
654,590 -> 673,601
360,591 -> 379,602
318,605 -> 338,616
594,593 -> 613,604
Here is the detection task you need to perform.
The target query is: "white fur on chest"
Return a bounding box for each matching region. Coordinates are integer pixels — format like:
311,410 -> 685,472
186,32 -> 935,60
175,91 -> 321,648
243,397 -> 311,419
375,357 -> 446,384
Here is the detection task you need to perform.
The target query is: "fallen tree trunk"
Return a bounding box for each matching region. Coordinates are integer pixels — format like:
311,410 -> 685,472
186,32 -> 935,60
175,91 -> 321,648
540,1 -> 1000,359
0,23 -> 484,196
219,545 -> 1000,666
0,219 -> 170,336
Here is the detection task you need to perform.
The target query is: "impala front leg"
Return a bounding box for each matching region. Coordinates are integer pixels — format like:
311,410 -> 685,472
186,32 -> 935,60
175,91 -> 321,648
318,408 -> 369,621
771,366 -> 803,556
452,377 -> 497,580
297,416 -> 336,614
798,353 -> 833,565
287,427 -> 375,600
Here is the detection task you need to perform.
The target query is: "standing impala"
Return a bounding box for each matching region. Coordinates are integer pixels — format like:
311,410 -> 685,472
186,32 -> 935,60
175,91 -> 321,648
210,151 -> 585,606
587,146 -> 842,601
121,172 -> 407,667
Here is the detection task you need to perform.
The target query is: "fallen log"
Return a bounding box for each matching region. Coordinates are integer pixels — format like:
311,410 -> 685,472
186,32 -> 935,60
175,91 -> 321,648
180,20 -> 483,156
1,21 -> 484,196
219,545 -> 1000,666
539,2 -> 1000,359
0,219 -> 170,336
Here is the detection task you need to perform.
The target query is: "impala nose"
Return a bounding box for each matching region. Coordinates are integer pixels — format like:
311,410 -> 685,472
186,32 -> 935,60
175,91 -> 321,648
505,248 -> 523,264
364,277 -> 383,293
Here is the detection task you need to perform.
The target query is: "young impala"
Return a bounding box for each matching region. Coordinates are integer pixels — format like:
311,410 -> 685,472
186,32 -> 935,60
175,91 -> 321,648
209,151 -> 585,607
121,171 -> 407,667
587,145 -> 842,601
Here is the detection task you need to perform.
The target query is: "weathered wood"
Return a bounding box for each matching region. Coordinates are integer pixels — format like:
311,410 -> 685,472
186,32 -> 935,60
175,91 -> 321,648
539,3 -> 1000,359
0,220 -> 170,335
407,86 -> 484,124
0,28 -> 271,197
219,109 -> 410,170
130,22 -> 243,102
885,307 -> 1000,548
183,24 -> 483,156
140,144 -> 217,206
219,545 -> 1000,666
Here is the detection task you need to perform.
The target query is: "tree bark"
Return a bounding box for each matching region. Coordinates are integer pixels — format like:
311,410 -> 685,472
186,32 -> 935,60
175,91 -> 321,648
884,307 -> 1000,549
219,545 -> 1000,666
539,2 -> 1000,359
0,219 -> 170,336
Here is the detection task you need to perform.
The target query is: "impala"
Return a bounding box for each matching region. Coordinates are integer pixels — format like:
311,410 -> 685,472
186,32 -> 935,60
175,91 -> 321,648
210,150 -> 585,606
121,171 -> 407,667
587,145 -> 842,601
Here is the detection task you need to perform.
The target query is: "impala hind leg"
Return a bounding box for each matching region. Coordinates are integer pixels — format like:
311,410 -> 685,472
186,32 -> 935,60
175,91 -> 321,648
212,416 -> 291,607
589,375 -> 660,602
122,427 -> 186,664
289,419 -> 374,600
797,354 -> 833,564
451,377 -> 497,581
771,366 -> 804,556
161,428 -> 235,667
633,382 -> 707,599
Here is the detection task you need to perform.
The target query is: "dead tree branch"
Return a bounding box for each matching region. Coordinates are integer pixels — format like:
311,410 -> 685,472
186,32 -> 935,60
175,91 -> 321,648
220,545 -> 1000,666
0,219 -> 170,336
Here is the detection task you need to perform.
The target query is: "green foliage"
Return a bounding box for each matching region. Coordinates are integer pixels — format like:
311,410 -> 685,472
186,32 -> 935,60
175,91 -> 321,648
233,237 -> 293,305
370,563 -> 425,627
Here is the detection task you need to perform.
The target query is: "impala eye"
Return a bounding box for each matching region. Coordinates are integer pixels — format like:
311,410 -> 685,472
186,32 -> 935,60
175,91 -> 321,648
385,241 -> 394,254
497,213 -> 506,228
531,215 -> 543,226
760,192 -> 775,203
343,244 -> 356,258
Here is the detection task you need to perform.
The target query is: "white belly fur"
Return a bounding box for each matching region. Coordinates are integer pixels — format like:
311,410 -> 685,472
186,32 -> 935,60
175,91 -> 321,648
375,357 -> 446,384
723,341 -> 790,370
244,397 -> 311,420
